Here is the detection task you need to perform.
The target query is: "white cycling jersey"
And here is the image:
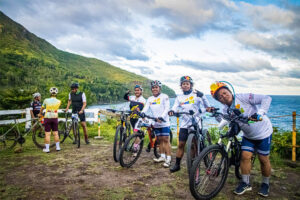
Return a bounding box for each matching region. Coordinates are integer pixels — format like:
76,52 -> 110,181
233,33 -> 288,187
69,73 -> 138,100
220,93 -> 273,140
141,93 -> 170,128
172,91 -> 211,129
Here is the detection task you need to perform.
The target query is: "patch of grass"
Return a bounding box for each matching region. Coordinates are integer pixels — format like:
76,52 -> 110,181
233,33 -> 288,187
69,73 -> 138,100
96,186 -> 135,199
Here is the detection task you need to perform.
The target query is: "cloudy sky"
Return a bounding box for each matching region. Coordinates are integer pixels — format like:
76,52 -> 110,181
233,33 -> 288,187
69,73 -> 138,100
1,0 -> 300,95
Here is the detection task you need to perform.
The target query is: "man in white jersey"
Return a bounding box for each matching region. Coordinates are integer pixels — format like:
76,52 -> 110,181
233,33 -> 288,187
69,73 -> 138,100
140,80 -> 172,167
169,76 -> 213,172
210,81 -> 273,197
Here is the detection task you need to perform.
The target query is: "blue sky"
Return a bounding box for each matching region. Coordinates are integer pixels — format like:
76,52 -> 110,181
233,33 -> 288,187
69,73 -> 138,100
1,0 -> 300,95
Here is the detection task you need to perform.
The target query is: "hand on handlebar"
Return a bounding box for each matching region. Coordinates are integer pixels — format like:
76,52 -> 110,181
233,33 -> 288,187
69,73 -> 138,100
139,112 -> 146,118
157,117 -> 165,123
189,110 -> 194,115
249,113 -> 262,121
206,107 -> 216,113
168,110 -> 174,116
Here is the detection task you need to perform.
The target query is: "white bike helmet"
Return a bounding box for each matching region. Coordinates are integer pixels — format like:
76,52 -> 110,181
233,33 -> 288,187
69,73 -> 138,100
49,87 -> 58,95
150,80 -> 162,88
33,92 -> 41,98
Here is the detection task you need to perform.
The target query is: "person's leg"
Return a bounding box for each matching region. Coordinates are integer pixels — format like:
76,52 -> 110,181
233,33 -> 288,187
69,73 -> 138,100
43,118 -> 51,153
234,137 -> 254,195
79,112 -> 89,144
170,128 -> 188,172
52,118 -> 60,151
257,135 -> 272,197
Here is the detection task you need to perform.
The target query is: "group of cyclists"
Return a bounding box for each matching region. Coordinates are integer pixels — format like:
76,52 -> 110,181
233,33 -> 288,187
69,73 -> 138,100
32,75 -> 273,198
123,76 -> 273,198
30,83 -> 90,153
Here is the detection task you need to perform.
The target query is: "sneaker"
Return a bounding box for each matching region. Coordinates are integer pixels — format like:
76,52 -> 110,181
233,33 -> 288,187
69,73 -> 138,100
56,147 -> 61,151
85,139 -> 90,144
43,148 -> 50,153
163,160 -> 171,168
258,183 -> 269,197
153,156 -> 165,163
170,163 -> 181,173
234,182 -> 252,195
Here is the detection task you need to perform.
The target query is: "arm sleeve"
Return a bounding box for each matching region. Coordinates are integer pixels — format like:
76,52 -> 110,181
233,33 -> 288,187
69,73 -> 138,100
198,95 -> 211,113
161,96 -> 170,119
82,93 -> 87,103
29,102 -> 33,110
68,93 -> 71,100
42,100 -> 46,109
141,98 -> 150,114
248,93 -> 272,115
171,97 -> 180,111
123,93 -> 130,101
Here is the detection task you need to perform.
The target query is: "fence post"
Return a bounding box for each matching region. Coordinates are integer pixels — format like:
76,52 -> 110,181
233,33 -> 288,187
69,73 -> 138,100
25,108 -> 31,129
292,111 -> 296,162
94,111 -> 103,140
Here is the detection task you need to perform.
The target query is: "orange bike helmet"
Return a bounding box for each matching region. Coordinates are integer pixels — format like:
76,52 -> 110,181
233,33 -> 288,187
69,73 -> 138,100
210,81 -> 229,99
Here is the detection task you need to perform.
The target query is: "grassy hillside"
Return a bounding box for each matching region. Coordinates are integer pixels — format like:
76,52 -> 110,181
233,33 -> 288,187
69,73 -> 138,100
0,11 -> 175,109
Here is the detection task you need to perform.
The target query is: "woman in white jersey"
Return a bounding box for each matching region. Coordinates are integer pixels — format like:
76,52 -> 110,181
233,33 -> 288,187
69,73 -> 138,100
169,76 -> 212,172
140,80 -> 172,168
210,81 -> 273,197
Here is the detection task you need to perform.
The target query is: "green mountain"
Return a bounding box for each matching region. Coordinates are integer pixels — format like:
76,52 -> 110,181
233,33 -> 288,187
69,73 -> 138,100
0,11 -> 175,109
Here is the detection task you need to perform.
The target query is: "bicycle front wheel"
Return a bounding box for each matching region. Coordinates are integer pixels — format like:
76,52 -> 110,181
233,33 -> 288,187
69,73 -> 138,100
113,125 -> 124,162
74,123 -> 80,148
119,133 -> 144,168
187,133 -> 200,175
189,145 -> 229,200
0,128 -> 19,151
32,124 -> 56,149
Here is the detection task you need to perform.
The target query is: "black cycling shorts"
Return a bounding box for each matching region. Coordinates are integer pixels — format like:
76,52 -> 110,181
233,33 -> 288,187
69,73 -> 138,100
179,128 -> 189,142
72,110 -> 86,122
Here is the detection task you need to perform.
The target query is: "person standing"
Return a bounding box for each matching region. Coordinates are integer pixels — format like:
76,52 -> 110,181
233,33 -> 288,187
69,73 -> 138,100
169,76 -> 212,173
140,80 -> 172,168
30,93 -> 42,119
39,87 -> 61,153
65,83 -> 89,144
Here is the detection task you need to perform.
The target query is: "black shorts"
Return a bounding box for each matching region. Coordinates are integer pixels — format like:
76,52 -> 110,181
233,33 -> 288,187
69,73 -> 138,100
44,118 -> 58,132
72,110 -> 86,122
130,118 -> 138,129
179,128 -> 189,142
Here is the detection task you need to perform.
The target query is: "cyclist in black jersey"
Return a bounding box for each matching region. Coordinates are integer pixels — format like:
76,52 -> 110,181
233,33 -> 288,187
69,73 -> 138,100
123,85 -> 146,128
30,93 -> 42,118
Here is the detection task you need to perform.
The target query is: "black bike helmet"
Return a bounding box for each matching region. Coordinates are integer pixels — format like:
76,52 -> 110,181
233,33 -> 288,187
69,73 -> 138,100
70,83 -> 79,89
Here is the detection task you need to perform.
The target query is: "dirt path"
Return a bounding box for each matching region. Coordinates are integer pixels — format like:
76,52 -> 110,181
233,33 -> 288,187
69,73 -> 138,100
0,139 -> 300,200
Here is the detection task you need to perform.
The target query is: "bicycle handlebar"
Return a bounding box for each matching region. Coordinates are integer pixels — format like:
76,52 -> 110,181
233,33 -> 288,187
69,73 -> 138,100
139,113 -> 166,123
106,109 -> 132,115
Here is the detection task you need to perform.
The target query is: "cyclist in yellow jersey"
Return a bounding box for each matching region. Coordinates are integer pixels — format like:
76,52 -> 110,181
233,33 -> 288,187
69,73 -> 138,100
39,87 -> 61,153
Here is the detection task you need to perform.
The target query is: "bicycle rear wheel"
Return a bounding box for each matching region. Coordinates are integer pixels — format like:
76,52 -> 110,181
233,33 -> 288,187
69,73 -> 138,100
32,124 -> 56,149
187,133 -> 200,175
113,125 -> 123,162
119,133 -> 144,168
189,145 -> 229,200
0,128 -> 19,151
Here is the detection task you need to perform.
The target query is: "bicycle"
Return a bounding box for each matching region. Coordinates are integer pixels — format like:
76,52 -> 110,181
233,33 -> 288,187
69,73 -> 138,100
59,111 -> 80,148
0,116 -> 55,151
105,109 -> 132,162
189,108 -> 258,200
119,113 -> 172,168
170,111 -> 212,175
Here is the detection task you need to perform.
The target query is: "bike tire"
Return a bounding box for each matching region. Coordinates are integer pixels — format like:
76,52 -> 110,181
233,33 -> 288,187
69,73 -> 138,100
32,124 -> 56,149
189,145 -> 229,200
187,133 -> 200,175
153,130 -> 173,159
119,133 -> 144,168
73,122 -> 80,148
0,128 -> 19,151
113,125 -> 123,162
202,129 -> 212,167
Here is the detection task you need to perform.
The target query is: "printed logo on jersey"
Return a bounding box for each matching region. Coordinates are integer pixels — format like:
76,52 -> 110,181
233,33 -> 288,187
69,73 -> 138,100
180,96 -> 195,105
235,104 -> 245,113
150,98 -> 161,105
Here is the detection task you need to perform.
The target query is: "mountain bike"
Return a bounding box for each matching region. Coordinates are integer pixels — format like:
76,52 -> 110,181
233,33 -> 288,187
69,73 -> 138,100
0,116 -> 54,151
170,111 -> 212,175
119,114 -> 172,168
59,111 -> 80,148
189,108 -> 258,200
106,109 -> 132,162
